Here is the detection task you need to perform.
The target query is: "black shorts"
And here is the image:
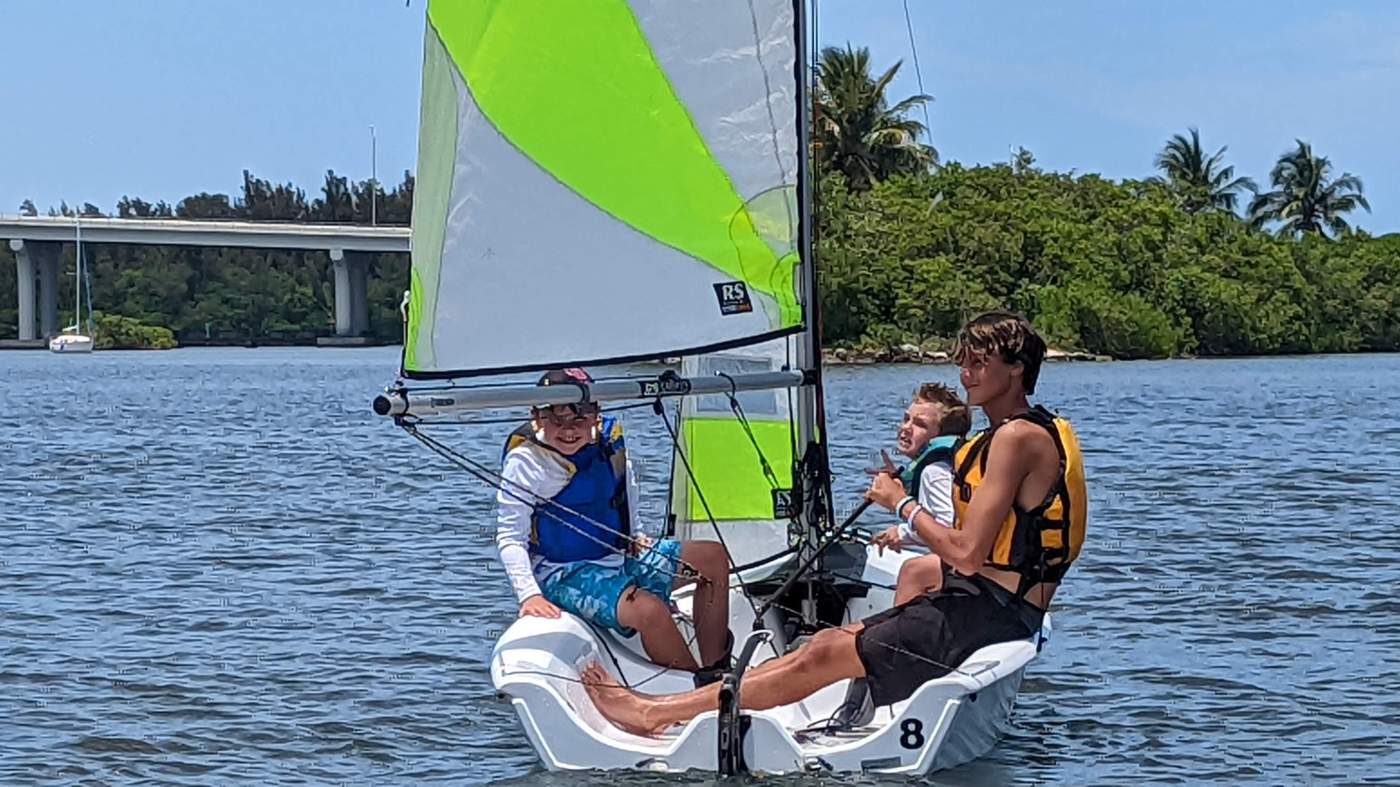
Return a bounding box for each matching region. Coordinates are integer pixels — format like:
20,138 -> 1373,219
855,572 -> 1044,707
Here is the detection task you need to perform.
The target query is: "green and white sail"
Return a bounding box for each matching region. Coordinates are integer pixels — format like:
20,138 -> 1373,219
669,339 -> 799,564
405,0 -> 804,378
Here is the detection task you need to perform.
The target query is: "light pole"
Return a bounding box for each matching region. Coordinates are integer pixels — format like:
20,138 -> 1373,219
370,124 -> 378,226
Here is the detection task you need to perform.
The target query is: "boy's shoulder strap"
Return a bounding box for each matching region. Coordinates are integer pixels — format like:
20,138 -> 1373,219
503,422 -> 538,460
502,422 -> 577,477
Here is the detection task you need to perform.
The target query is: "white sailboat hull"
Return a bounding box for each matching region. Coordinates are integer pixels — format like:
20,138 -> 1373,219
49,334 -> 94,353
490,546 -> 1049,775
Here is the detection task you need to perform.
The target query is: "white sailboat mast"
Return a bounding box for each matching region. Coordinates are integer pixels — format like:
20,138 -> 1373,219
790,0 -> 835,623
74,215 -> 82,331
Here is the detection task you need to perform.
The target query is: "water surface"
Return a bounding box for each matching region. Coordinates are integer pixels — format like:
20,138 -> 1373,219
2,348 -> 1397,784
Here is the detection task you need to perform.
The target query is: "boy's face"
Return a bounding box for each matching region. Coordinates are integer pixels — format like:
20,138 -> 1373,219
958,350 -> 1021,407
896,400 -> 943,458
534,403 -> 601,456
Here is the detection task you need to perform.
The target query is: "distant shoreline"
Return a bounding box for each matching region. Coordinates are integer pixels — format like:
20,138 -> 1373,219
821,346 -> 1112,365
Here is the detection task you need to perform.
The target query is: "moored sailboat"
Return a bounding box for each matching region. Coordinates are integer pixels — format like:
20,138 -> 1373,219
49,215 -> 95,354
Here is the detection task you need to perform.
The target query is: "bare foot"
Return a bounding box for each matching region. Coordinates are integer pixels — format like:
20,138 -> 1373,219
581,662 -> 668,736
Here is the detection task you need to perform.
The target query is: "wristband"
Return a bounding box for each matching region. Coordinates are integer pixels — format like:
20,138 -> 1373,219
904,503 -> 925,529
894,495 -> 915,518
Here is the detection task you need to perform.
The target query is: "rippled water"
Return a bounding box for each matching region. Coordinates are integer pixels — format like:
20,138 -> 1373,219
3,348 -> 1398,785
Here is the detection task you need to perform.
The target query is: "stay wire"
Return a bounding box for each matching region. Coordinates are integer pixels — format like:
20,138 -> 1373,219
716,372 -> 780,490
400,423 -> 701,587
652,399 -> 766,627
403,424 -> 647,566
901,0 -> 935,146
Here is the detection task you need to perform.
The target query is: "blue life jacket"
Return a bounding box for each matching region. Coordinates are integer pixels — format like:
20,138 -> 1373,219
502,417 -> 630,563
902,434 -> 962,496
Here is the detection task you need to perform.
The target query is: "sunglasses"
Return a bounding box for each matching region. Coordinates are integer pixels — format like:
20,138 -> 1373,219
537,404 -> 601,426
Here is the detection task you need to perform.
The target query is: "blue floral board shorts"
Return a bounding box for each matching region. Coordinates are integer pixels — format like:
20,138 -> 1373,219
538,538 -> 684,635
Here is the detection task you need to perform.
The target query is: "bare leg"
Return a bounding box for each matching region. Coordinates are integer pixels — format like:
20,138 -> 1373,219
584,624 -> 867,735
677,541 -> 731,665
894,554 -> 944,606
616,588 -> 699,671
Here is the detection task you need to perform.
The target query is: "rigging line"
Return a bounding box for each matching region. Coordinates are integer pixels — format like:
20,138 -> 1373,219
731,545 -> 796,575
400,424 -> 701,587
406,425 -> 698,584
815,570 -> 897,592
586,618 -> 694,692
404,426 -> 646,563
717,373 -> 780,490
661,398 -> 680,537
583,611 -> 704,692
900,0 -> 934,148
652,399 -> 766,626
585,617 -> 634,688
783,345 -> 804,550
497,667 -> 672,691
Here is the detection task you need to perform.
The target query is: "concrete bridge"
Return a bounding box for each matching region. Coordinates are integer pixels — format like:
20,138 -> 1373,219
1,215 -> 410,346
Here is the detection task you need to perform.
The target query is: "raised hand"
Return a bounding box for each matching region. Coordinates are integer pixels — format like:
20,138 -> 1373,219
863,448 -> 900,477
865,468 -> 906,512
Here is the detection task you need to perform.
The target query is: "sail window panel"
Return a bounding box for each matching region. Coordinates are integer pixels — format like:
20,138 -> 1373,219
693,355 -> 785,416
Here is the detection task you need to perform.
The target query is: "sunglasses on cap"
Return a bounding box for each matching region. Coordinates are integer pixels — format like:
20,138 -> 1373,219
536,402 -> 601,425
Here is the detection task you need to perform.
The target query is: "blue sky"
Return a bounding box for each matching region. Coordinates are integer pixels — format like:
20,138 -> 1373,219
2,1 -> 1395,231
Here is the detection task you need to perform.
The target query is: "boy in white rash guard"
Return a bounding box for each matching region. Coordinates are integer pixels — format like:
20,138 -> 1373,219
869,383 -> 971,605
495,368 -> 732,676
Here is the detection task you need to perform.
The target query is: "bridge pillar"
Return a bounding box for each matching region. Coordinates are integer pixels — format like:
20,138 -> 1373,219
8,239 -> 60,344
11,239 -> 36,341
321,248 -> 371,346
39,246 -> 59,338
349,251 -> 369,336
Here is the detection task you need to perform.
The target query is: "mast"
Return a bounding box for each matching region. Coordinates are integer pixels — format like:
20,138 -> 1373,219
74,215 -> 82,333
792,0 -> 834,625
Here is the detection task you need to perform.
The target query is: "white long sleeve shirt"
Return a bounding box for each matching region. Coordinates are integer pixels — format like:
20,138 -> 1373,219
494,438 -> 640,604
896,461 -> 956,546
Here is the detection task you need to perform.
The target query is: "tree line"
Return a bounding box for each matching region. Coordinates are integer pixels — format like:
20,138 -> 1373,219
2,45 -> 1394,357
817,165 -> 1398,357
811,45 -> 1393,358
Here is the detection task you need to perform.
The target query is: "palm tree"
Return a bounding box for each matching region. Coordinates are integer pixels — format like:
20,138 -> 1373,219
814,45 -> 936,189
1150,128 -> 1255,214
1247,140 -> 1370,237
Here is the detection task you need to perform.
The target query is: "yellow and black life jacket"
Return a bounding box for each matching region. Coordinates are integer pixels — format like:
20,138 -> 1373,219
952,405 -> 1087,595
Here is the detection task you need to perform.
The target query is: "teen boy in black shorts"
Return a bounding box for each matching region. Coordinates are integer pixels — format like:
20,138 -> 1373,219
582,312 -> 1088,735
